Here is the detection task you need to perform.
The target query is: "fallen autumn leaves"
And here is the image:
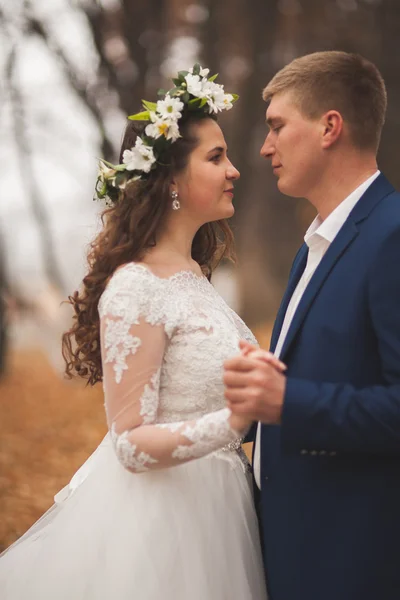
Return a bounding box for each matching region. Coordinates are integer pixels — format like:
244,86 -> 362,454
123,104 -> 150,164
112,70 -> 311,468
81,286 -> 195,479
0,349 -> 106,551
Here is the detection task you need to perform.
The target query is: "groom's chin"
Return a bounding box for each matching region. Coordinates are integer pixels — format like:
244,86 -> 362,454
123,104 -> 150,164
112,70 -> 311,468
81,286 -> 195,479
276,178 -> 299,198
276,177 -> 289,195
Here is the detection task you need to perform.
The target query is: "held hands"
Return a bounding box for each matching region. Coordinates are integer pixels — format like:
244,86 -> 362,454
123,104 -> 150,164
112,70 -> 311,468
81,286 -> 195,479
224,340 -> 287,427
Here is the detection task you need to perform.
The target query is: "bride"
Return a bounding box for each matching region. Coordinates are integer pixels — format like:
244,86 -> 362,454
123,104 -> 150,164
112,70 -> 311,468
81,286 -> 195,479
0,65 -> 278,599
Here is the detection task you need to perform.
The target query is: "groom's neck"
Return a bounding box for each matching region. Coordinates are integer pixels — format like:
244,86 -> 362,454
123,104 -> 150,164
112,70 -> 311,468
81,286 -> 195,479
308,151 -> 378,221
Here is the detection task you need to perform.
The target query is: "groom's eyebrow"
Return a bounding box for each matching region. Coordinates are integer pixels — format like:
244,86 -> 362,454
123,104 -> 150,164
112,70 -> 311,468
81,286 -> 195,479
266,117 -> 281,128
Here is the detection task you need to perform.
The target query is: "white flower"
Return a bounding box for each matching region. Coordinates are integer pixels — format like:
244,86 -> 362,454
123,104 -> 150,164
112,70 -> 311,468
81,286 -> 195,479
98,161 -> 117,183
189,66 -> 210,78
96,161 -> 119,197
202,81 -> 232,113
222,93 -> 234,111
145,119 -> 181,142
123,138 -> 156,173
164,120 -> 181,141
156,96 -> 184,122
185,73 -> 206,97
149,110 -> 158,123
145,120 -> 169,139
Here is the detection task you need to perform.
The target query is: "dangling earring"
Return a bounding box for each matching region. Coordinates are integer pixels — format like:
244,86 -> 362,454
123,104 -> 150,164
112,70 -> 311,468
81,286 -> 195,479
171,190 -> 180,211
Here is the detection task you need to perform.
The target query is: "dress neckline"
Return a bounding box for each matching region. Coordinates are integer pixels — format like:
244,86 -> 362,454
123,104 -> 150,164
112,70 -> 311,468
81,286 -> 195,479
125,263 -> 208,283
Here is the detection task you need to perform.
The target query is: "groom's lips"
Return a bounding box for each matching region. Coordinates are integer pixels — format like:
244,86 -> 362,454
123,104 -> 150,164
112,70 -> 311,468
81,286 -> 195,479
272,164 -> 282,173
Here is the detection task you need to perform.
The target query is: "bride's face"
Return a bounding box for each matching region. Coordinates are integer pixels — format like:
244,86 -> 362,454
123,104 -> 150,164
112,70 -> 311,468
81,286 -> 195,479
173,119 -> 240,222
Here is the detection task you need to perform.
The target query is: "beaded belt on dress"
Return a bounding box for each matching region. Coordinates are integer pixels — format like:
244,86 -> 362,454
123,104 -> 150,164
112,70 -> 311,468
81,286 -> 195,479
215,438 -> 250,473
221,438 -> 244,452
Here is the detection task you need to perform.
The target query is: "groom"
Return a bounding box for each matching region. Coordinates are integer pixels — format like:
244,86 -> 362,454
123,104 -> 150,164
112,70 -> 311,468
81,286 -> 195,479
224,51 -> 400,600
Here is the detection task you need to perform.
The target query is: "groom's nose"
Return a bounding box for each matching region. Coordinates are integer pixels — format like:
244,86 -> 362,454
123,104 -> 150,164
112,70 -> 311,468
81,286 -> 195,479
260,133 -> 274,159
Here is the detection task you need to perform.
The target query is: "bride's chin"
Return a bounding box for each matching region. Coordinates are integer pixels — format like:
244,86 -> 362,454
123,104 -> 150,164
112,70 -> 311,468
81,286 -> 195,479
223,203 -> 235,218
208,204 -> 235,222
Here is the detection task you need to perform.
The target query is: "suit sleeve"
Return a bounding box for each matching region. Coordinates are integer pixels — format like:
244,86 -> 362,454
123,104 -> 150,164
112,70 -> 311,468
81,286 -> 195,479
281,227 -> 400,455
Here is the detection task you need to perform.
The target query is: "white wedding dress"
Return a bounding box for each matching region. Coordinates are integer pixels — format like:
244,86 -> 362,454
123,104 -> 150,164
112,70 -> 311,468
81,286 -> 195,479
0,264 -> 267,599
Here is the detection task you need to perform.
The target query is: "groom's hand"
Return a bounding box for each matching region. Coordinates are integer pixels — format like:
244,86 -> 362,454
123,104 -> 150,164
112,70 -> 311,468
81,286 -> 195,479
223,342 -> 287,424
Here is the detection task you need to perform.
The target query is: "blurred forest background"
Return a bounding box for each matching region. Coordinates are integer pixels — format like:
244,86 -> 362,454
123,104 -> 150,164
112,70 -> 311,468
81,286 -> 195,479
1,0 -> 400,550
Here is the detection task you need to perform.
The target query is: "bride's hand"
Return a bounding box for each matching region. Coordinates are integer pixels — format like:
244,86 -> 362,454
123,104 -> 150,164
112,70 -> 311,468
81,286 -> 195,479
239,340 -> 287,373
229,412 -> 253,436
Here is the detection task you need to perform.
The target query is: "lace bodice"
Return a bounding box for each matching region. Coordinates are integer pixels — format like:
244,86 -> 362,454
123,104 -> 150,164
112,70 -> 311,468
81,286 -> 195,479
98,263 -> 257,473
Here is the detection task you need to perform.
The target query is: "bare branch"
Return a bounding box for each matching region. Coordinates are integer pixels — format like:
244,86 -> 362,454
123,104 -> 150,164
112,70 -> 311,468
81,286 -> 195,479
4,36 -> 65,291
25,12 -> 114,159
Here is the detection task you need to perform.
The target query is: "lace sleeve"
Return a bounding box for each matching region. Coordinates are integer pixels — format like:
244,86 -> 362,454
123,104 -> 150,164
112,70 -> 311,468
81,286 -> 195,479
100,267 -> 245,473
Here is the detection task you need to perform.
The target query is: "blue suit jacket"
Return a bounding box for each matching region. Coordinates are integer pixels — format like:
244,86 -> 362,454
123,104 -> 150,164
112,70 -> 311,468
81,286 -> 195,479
259,174 -> 400,600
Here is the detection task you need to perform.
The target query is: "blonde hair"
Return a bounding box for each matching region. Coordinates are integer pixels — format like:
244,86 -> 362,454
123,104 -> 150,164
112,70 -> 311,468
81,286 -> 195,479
263,51 -> 387,151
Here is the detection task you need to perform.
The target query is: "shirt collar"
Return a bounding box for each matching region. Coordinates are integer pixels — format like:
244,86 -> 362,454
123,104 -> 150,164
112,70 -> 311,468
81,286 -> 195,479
304,170 -> 380,247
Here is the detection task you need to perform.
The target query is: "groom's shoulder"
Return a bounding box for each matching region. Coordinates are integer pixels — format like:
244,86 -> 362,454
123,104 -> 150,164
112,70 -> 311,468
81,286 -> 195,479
355,178 -> 400,260
370,177 -> 400,227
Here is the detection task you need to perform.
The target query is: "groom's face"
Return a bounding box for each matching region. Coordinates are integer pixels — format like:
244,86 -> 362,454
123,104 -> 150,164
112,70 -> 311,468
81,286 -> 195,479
260,91 -> 323,198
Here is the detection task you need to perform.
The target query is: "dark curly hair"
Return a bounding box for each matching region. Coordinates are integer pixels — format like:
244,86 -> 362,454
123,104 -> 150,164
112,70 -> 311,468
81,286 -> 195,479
62,114 -> 236,385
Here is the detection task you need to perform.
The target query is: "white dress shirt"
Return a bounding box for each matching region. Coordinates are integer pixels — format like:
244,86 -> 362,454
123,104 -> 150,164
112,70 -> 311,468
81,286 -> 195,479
253,170 -> 380,488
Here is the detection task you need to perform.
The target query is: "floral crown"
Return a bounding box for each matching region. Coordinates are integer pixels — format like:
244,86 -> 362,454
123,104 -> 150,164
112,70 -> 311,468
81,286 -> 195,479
95,64 -> 238,205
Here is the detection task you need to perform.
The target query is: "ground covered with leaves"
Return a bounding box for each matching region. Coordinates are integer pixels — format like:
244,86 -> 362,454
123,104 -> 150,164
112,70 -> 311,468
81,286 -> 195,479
0,349 -> 106,551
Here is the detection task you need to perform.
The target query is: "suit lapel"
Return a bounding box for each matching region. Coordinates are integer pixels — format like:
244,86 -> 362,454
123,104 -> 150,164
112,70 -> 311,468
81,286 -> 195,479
270,244 -> 308,353
276,173 -> 395,361
278,221 -> 358,360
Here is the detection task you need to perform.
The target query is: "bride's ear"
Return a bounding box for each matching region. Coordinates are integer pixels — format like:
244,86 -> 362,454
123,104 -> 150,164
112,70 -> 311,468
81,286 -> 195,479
320,110 -> 343,148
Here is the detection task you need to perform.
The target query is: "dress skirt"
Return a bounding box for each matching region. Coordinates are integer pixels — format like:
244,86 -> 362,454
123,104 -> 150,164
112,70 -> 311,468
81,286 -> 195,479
0,434 -> 267,599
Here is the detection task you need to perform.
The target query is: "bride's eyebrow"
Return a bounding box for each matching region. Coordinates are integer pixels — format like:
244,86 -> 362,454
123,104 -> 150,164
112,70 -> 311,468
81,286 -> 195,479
207,146 -> 225,154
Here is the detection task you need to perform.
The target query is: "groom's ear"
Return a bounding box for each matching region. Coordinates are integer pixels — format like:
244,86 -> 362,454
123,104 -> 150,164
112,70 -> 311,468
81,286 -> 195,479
320,110 -> 343,149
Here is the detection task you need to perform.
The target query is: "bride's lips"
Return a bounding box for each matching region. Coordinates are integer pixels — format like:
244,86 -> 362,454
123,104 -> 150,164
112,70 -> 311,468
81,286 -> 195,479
224,188 -> 234,197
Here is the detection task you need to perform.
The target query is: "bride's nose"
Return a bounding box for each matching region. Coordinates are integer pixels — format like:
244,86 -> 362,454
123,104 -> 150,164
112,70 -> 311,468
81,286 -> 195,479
227,161 -> 240,180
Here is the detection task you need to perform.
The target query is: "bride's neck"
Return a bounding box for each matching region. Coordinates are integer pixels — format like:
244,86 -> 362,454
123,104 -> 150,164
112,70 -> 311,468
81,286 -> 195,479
144,220 -> 199,269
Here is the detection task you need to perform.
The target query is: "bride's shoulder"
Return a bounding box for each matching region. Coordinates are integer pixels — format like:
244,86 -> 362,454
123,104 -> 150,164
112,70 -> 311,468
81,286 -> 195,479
114,261 -> 156,277
98,262 -> 187,335
99,262 -> 168,314
108,262 -> 168,288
